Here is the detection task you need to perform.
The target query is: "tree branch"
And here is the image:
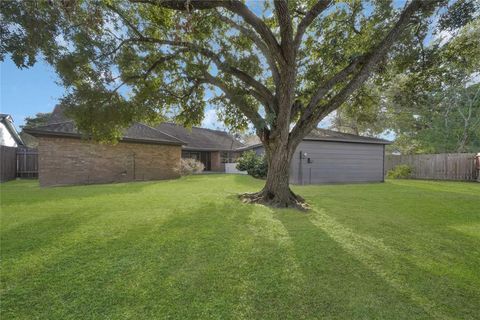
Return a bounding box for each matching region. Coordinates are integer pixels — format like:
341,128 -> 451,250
104,3 -> 144,38
200,72 -> 268,133
104,2 -> 275,110
132,37 -> 275,109
215,11 -> 281,89
294,0 -> 332,50
130,0 -> 285,65
299,55 -> 364,120
96,35 -> 275,110
274,0 -> 294,61
111,53 -> 182,93
291,0 -> 440,143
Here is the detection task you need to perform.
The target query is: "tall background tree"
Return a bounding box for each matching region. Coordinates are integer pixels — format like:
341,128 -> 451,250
330,0 -> 480,154
21,112 -> 52,129
1,0 -> 447,208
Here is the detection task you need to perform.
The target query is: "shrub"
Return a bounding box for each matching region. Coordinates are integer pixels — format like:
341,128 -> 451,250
179,158 -> 205,176
387,164 -> 412,179
236,150 -> 268,179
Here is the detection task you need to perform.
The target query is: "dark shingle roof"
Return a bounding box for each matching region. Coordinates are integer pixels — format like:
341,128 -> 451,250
155,123 -> 245,151
48,105 -> 70,124
304,128 -> 391,144
24,121 -> 184,145
238,128 -> 390,151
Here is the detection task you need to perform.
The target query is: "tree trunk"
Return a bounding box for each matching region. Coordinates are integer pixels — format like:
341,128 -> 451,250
239,139 -> 308,210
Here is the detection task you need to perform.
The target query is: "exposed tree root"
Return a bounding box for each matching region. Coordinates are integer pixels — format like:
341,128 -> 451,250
239,189 -> 310,211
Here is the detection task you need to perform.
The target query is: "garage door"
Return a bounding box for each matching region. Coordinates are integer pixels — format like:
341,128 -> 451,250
290,141 -> 385,184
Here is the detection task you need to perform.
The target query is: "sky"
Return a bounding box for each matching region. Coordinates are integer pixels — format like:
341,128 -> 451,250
1,59 -> 64,129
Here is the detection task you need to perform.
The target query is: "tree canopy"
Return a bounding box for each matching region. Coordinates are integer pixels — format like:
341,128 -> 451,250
1,1 -> 444,140
21,112 -> 52,129
1,0 -> 450,207
330,3 -> 480,154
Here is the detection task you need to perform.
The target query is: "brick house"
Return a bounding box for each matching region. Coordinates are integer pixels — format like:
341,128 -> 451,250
24,120 -> 246,187
25,121 -> 185,187
24,107 -> 390,187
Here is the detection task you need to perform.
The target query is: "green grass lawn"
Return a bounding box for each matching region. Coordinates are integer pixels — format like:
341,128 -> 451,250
1,175 -> 479,319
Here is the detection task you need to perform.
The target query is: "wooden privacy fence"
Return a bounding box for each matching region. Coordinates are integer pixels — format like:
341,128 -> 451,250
0,146 -> 17,182
385,153 -> 478,181
0,147 -> 39,182
16,148 -> 39,178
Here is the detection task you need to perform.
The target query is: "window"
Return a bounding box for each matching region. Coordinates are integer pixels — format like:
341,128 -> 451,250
182,151 -> 199,160
221,151 -> 237,163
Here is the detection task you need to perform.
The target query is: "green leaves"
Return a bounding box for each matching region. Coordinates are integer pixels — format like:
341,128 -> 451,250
236,150 -> 267,178
438,0 -> 478,32
2,0 -> 451,143
335,16 -> 480,154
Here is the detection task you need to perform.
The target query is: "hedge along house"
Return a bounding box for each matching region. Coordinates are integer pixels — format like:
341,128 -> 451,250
240,129 -> 391,184
24,121 -> 185,187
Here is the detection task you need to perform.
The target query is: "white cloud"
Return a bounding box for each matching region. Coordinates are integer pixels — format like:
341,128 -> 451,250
318,110 -> 336,128
201,108 -> 226,130
467,72 -> 480,86
436,29 -> 454,47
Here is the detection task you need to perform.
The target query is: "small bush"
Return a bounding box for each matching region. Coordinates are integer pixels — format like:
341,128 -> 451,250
387,164 -> 412,179
180,158 -> 205,176
236,150 -> 268,179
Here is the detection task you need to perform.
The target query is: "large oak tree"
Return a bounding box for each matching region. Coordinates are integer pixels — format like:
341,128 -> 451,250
1,0 -> 446,208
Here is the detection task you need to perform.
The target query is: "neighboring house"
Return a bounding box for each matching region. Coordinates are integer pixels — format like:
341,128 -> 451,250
240,129 -> 390,184
0,114 -> 24,147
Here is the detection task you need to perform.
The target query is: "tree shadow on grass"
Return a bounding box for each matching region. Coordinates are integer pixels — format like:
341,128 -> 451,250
1,210 -> 99,261
275,208 -> 478,319
3,193 -> 478,319
3,199 -> 409,320
1,200 -> 257,319
0,179 -> 169,206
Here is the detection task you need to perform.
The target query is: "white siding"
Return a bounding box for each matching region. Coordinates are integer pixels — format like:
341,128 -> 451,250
0,123 -> 18,147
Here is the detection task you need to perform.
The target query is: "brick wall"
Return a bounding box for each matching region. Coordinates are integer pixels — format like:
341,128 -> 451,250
37,137 -> 181,187
210,151 -> 223,172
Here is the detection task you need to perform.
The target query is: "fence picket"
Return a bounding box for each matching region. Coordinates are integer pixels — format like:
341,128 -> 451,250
385,153 -> 478,181
16,148 -> 38,178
